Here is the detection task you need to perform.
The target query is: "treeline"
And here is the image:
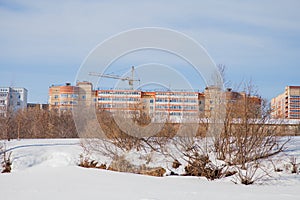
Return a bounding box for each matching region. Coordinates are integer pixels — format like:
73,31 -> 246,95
0,109 -> 77,140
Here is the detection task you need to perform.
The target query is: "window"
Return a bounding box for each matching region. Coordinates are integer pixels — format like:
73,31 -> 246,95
71,94 -> 78,98
70,101 -> 77,105
60,101 -> 69,105
54,95 -> 59,99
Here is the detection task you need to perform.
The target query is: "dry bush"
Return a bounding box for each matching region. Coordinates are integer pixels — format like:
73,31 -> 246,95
1,151 -> 12,173
234,161 -> 272,185
107,155 -> 166,177
289,156 -> 299,174
78,153 -> 107,169
214,84 -> 289,169
0,108 -> 77,140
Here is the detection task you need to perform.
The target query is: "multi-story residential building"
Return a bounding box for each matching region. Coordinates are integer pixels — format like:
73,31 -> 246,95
272,86 -> 300,119
27,103 -> 49,110
96,89 -> 204,122
0,87 -> 28,117
48,83 -> 79,112
204,87 -> 262,118
154,91 -> 203,121
48,82 -> 97,112
97,89 -> 141,115
48,81 -> 262,121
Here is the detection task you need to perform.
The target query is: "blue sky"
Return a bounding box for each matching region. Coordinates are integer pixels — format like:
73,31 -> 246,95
0,0 -> 299,103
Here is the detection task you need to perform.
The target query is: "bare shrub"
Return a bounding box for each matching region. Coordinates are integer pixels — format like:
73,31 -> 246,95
289,156 -> 299,174
214,83 -> 289,169
0,108 -> 78,140
234,161 -> 272,185
1,151 -> 12,173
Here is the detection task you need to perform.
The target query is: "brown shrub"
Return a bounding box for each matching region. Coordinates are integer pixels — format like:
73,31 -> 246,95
140,167 -> 166,177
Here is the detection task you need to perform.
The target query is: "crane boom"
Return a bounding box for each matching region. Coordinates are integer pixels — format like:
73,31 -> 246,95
88,66 -> 140,89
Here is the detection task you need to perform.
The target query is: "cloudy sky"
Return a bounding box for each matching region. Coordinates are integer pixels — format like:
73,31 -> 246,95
1,0 -> 299,103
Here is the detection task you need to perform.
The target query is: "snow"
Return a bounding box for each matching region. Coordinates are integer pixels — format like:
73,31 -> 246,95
1,138 -> 300,200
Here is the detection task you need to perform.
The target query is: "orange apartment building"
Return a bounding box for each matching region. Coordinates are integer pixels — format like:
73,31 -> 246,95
48,83 -> 79,112
204,86 -> 262,118
272,86 -> 300,120
49,82 -> 97,112
49,81 -> 262,121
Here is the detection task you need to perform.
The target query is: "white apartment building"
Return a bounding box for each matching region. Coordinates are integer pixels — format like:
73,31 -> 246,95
0,87 -> 28,117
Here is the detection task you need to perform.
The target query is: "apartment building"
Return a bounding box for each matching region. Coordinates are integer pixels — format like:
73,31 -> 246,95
96,89 -> 204,122
272,86 -> 300,119
0,87 -> 28,117
204,87 -> 262,118
154,91 -> 204,121
48,83 -> 79,112
48,81 -> 262,121
27,103 -> 49,110
48,82 -> 97,112
97,89 -> 141,115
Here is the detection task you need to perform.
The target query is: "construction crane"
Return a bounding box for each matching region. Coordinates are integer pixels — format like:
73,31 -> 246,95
88,66 -> 140,90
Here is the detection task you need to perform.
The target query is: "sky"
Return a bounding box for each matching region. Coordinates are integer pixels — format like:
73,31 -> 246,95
0,0 -> 299,103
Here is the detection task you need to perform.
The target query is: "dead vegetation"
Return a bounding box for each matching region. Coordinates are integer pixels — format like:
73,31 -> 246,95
1,151 -> 12,173
0,109 -> 77,140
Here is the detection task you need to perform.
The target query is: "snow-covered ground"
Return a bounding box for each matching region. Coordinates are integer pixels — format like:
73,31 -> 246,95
1,138 -> 300,200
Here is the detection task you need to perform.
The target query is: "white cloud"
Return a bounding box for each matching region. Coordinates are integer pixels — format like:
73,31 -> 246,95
0,0 -> 299,101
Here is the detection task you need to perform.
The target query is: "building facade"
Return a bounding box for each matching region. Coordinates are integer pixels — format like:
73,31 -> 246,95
0,87 -> 28,117
97,89 -> 141,116
48,82 -> 96,112
48,81 -> 263,121
48,83 -> 79,112
204,87 -> 262,118
272,86 -> 300,119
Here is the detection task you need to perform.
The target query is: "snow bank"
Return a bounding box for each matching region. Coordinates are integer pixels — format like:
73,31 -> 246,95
0,138 -> 300,200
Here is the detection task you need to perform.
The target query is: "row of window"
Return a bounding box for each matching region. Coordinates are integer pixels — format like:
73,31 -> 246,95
155,105 -> 198,110
156,92 -> 198,97
54,101 -> 78,105
290,114 -> 300,118
54,94 -> 80,99
101,104 -> 134,108
155,98 -> 198,103
290,95 -> 300,98
98,97 -> 140,102
155,111 -> 198,116
99,91 -> 140,95
291,100 -> 300,103
60,94 -> 79,98
290,105 -> 300,108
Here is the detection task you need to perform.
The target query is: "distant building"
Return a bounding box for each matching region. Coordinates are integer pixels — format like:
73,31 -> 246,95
271,86 -> 300,119
0,87 -> 28,117
48,82 -> 96,113
97,89 -> 141,114
48,83 -> 79,112
96,89 -> 204,122
204,87 -> 262,118
48,81 -> 263,121
27,103 -> 49,110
